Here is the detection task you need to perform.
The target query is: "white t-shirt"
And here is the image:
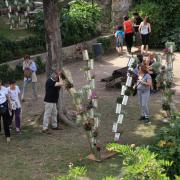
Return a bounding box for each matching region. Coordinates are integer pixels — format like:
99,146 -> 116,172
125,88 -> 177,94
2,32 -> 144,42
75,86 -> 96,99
0,86 -> 8,104
8,86 -> 21,109
140,22 -> 150,35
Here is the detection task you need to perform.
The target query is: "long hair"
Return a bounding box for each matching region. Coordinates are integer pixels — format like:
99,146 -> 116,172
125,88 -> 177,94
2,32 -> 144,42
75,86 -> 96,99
139,64 -> 148,74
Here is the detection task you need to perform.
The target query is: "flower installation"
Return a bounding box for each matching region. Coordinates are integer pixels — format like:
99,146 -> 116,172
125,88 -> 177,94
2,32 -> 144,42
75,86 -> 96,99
63,50 -> 102,160
112,57 -> 137,142
4,0 -> 31,29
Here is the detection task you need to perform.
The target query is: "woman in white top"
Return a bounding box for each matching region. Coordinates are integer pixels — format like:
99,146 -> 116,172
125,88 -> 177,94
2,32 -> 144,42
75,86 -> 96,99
139,16 -> 151,54
8,80 -> 21,133
21,54 -> 38,101
0,80 -> 11,143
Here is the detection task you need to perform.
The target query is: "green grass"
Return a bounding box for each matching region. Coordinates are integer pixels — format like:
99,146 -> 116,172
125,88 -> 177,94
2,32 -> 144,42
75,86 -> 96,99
0,16 -> 35,41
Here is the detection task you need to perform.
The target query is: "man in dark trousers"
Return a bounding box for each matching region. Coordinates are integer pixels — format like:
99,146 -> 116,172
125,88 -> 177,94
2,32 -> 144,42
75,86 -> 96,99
42,71 -> 64,133
0,80 -> 11,143
133,12 -> 143,52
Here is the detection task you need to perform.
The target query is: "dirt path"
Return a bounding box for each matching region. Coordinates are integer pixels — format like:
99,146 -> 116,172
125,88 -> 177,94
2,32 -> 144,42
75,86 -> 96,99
0,51 -> 179,180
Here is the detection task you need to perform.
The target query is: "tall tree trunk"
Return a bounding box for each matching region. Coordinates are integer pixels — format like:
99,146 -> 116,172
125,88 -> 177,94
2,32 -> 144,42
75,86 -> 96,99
43,0 -> 75,126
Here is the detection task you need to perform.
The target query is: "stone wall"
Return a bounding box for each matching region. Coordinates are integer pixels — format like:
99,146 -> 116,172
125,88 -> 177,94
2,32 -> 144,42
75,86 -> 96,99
92,0 -> 133,32
0,38 -> 97,70
112,0 -> 132,26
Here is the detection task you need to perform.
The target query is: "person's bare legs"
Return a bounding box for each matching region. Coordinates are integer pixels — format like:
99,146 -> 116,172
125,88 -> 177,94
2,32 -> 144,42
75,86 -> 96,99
116,47 -> 119,54
141,45 -> 144,54
120,46 -> 123,53
145,45 -> 149,54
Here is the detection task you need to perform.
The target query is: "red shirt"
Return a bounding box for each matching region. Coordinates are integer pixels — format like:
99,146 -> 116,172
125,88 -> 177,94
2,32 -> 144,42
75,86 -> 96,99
123,20 -> 133,34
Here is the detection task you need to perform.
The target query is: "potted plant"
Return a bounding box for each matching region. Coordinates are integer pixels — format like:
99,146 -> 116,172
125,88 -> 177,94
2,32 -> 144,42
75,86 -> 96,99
124,88 -> 131,96
82,50 -> 89,60
162,103 -> 171,111
84,121 -> 92,131
88,59 -> 94,69
116,96 -> 123,104
121,85 -> 127,96
126,76 -> 133,87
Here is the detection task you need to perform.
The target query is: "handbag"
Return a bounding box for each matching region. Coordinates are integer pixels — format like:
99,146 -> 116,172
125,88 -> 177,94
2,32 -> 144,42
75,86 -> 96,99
132,84 -> 138,96
133,74 -> 146,96
24,68 -> 32,78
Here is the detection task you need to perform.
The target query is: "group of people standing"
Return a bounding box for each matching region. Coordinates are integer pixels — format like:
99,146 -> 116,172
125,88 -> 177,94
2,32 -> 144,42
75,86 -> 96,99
133,52 -> 158,124
0,53 -> 65,142
115,12 -> 154,124
0,55 -> 38,143
115,13 -> 151,55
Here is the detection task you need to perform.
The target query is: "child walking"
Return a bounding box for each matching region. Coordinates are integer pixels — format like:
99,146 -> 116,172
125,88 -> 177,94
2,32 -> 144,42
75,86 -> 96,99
8,80 -> 21,133
115,26 -> 124,55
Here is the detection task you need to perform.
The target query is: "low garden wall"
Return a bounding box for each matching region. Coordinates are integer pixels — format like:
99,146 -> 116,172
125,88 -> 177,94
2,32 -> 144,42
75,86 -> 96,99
0,34 -> 115,70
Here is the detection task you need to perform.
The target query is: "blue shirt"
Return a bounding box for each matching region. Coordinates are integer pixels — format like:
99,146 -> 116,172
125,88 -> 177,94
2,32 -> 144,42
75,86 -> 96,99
116,30 -> 125,39
30,61 -> 37,72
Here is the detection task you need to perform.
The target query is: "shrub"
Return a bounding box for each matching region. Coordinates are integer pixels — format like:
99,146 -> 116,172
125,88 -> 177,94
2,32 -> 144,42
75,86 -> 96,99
36,56 -> 45,74
0,35 -> 46,63
52,166 -> 87,180
162,27 -> 180,51
0,64 -> 16,83
132,0 -> 180,49
107,144 -> 170,179
131,1 -> 164,48
97,35 -> 115,53
33,0 -> 102,47
151,114 -> 180,178
0,56 -> 45,83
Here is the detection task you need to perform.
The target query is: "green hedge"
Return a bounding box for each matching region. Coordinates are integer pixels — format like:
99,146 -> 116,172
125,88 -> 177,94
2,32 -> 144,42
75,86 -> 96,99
132,0 -> 180,50
0,35 -> 46,63
97,35 -> 115,53
0,0 -> 101,63
33,0 -> 102,47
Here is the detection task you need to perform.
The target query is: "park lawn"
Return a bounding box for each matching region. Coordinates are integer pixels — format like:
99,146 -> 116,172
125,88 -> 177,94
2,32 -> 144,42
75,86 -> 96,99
0,16 -> 35,41
1,52 -> 180,180
0,96 -> 161,180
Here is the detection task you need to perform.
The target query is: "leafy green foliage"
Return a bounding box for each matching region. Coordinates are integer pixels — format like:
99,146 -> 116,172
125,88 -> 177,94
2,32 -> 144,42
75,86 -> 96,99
0,35 -> 46,63
151,114 -> 180,178
106,143 -> 170,179
132,0 -> 180,49
52,166 -> 87,180
97,35 -> 114,53
132,1 -> 164,48
33,0 -> 102,47
36,56 -> 45,74
0,56 -> 45,83
102,177 -> 118,180
0,0 -> 101,62
61,0 -> 101,46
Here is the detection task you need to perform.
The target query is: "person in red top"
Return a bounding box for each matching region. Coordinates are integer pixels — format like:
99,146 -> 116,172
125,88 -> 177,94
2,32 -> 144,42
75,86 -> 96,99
123,16 -> 134,54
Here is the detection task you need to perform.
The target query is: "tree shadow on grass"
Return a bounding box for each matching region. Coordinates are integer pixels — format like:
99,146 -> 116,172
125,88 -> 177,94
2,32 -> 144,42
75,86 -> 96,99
0,52 -> 180,180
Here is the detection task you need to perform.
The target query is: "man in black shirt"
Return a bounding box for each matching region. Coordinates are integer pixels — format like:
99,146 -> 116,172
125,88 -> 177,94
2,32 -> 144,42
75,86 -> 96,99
42,72 -> 63,133
133,12 -> 143,51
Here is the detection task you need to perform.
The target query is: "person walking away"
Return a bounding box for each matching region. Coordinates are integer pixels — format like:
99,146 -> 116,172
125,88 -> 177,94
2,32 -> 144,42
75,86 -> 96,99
115,25 -> 125,55
8,80 -> 21,133
21,54 -> 38,101
137,65 -> 152,124
0,80 -> 11,143
123,16 -> 134,54
133,12 -> 143,52
42,72 -> 64,134
139,16 -> 151,54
